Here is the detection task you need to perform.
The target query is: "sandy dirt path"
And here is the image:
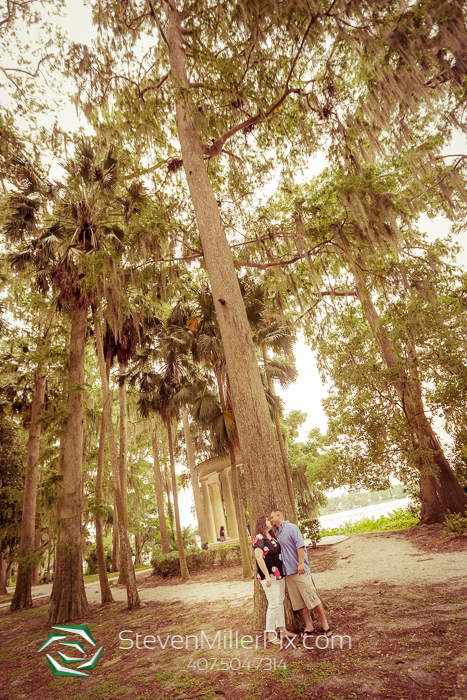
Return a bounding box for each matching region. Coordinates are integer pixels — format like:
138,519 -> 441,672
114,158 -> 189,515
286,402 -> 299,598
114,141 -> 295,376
96,532 -> 467,605
4,532 -> 465,609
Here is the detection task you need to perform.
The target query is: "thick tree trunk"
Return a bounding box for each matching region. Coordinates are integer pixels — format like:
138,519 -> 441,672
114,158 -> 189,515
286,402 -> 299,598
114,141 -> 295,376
166,6 -> 293,539
262,346 -> 297,522
339,235 -> 467,522
181,406 -> 209,545
166,419 -> 190,581
112,497 -> 120,572
48,305 -> 89,624
228,446 -> 253,580
10,368 -> 46,612
118,362 -> 129,586
150,420 -> 170,554
0,553 -> 8,596
94,317 -> 140,609
95,398 -> 114,604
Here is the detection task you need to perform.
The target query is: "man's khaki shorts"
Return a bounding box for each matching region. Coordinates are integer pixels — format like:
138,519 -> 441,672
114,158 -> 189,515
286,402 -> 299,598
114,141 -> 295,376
285,572 -> 321,611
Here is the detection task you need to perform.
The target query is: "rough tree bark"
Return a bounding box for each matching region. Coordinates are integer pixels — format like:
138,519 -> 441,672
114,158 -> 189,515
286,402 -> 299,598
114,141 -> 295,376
262,346 -> 297,522
166,418 -> 190,581
117,361 -> 129,586
48,305 -> 89,624
181,406 -> 209,545
95,360 -> 114,604
31,527 -> 41,585
339,234 -> 467,522
0,553 -> 10,596
228,446 -> 253,580
94,316 -> 140,608
150,419 -> 170,554
111,497 -> 120,572
134,532 -> 142,565
165,5 -> 293,541
165,468 -> 175,541
10,367 -> 46,611
215,369 -> 252,579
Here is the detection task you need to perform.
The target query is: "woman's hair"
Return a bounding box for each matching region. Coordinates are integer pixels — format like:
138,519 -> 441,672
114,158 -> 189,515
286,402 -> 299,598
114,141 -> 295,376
219,526 -> 225,536
254,516 -> 271,538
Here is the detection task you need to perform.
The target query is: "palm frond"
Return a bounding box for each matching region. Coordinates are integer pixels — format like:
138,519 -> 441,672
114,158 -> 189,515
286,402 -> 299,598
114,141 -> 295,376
191,393 -> 221,426
256,321 -> 294,356
264,359 -> 298,388
264,388 -> 284,419
211,409 -> 237,453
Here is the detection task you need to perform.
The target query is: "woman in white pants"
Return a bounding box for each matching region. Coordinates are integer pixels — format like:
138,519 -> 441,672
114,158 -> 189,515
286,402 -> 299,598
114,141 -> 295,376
253,516 -> 292,644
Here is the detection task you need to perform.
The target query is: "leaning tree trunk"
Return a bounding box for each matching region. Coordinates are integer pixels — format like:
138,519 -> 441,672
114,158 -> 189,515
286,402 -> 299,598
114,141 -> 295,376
10,367 -> 46,612
150,419 -> 170,554
166,7 -> 294,548
181,406 -> 209,545
48,305 -> 89,624
118,362 -> 130,586
166,418 -> 190,580
339,234 -> 467,522
263,346 -> 297,522
94,317 -> 140,609
95,403 -> 114,604
228,445 -> 253,580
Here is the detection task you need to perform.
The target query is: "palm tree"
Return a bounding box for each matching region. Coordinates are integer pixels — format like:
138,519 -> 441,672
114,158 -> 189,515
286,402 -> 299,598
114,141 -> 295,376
3,157 -> 52,611
171,378 -> 210,547
148,416 -> 170,554
134,323 -> 193,581
7,141 -> 139,622
94,312 -> 140,608
190,384 -> 253,579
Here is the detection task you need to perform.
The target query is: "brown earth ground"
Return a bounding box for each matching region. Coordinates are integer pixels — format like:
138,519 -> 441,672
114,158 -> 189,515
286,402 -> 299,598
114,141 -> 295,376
1,526 -> 466,700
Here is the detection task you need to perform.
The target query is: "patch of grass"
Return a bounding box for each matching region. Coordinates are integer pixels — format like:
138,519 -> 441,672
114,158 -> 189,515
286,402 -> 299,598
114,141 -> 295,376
320,507 -> 419,536
68,681 -> 127,700
82,565 -> 151,585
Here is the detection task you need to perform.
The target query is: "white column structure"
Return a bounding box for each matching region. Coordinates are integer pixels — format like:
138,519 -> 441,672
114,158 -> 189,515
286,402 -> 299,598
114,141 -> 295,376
210,476 -> 226,537
220,469 -> 238,539
195,453 -> 243,547
200,479 -> 216,544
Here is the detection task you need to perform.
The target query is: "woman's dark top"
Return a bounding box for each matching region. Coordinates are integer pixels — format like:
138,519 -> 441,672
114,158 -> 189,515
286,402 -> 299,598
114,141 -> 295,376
252,534 -> 284,582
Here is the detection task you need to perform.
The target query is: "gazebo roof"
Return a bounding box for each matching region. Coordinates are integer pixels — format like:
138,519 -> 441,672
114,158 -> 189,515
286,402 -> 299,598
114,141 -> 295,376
195,452 -> 243,480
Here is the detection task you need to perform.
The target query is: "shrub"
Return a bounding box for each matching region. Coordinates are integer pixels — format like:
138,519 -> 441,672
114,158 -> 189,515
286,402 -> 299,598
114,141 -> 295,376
442,509 -> 467,537
301,518 -> 321,548
151,543 -> 242,578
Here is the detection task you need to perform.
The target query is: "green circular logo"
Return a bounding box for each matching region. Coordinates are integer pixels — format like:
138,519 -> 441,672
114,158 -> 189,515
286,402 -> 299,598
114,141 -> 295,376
37,625 -> 103,677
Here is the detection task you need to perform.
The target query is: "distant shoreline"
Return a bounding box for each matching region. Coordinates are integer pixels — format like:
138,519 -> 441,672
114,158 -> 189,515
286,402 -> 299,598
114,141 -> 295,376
318,496 -> 411,528
320,494 -> 409,517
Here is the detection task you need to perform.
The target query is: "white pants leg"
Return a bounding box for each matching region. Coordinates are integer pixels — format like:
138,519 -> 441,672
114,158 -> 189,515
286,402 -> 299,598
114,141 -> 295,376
261,578 -> 286,632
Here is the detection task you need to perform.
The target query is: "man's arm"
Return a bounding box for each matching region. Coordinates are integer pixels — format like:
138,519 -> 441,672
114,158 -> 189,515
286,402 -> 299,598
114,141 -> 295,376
297,547 -> 306,574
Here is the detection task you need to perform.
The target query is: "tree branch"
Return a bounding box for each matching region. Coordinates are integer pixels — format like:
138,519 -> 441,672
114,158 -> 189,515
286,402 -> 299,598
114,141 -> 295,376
1,53 -> 53,77
201,13 -> 319,158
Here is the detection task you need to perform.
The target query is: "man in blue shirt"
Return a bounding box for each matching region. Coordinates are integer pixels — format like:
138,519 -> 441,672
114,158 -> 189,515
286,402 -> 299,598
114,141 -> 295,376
271,509 -> 332,639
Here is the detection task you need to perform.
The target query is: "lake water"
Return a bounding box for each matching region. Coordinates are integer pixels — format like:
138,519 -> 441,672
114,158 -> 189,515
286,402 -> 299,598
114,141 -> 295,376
318,497 -> 411,529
